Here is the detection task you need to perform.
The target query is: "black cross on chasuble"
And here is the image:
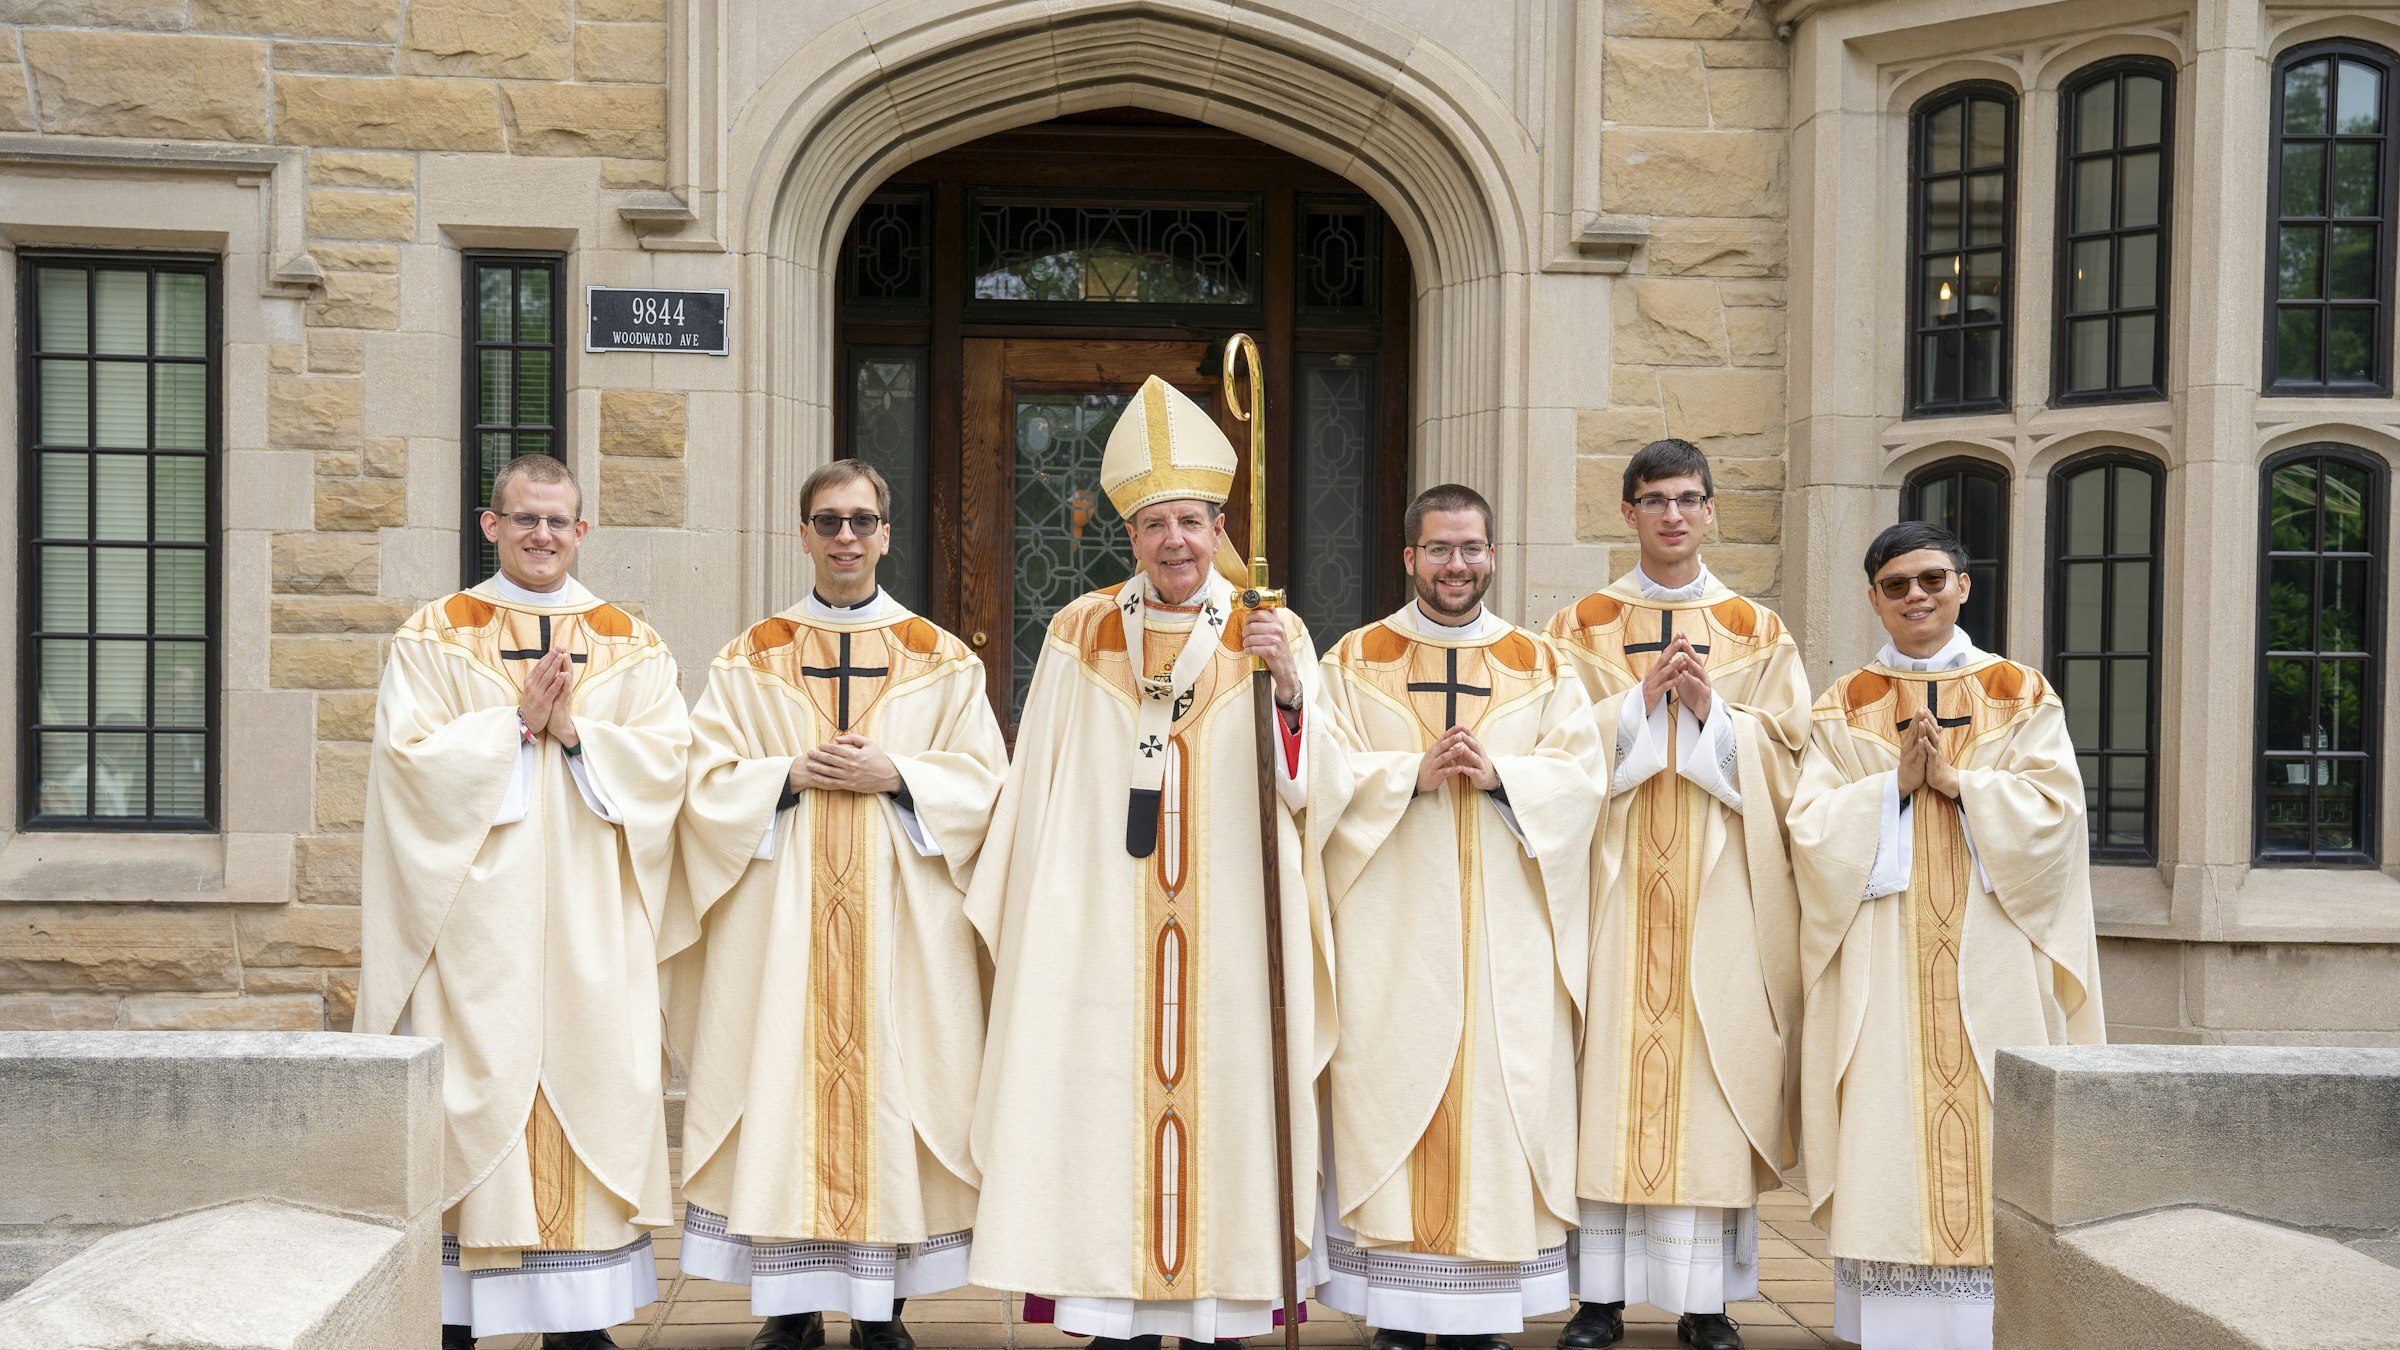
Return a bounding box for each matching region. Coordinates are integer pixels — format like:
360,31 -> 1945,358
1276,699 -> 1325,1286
1897,677 -> 1974,734
801,632 -> 890,732
1623,608 -> 1713,659
499,615 -> 588,667
1407,647 -> 1492,730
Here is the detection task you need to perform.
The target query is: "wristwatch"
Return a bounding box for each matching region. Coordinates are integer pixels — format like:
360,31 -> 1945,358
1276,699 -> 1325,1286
1274,685 -> 1304,713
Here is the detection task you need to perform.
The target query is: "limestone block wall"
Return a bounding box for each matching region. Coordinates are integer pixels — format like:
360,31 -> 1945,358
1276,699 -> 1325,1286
1576,0 -> 1791,612
0,0 -> 683,1032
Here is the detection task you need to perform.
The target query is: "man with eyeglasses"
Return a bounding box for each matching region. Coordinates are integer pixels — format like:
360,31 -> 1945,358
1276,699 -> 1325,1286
361,453 -> 693,1349
1310,484 -> 1601,1350
1542,439 -> 1812,1350
1787,521 -> 2103,1350
964,377 -> 1325,1350
660,459 -> 1008,1350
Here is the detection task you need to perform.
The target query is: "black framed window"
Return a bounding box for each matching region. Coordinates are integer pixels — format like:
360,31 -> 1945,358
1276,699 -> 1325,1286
2256,447 -> 2384,863
966,192 -> 1263,324
2048,453 -> 2163,860
2266,41 -> 2397,395
843,347 -> 931,612
19,253 -> 219,830
2056,61 -> 2173,403
462,253 -> 565,586
1900,457 -> 2009,653
841,190 -> 932,317
1909,83 -> 2016,415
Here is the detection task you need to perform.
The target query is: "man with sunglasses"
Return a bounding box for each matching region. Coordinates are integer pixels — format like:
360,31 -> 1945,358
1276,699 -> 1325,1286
1788,521 -> 2104,1350
361,453 -> 693,1349
1542,439 -> 1813,1350
661,460 -> 1008,1350
1310,484 -> 1602,1350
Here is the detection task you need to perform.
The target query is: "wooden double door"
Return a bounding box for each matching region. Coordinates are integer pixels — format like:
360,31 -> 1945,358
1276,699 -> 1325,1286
833,111 -> 1415,729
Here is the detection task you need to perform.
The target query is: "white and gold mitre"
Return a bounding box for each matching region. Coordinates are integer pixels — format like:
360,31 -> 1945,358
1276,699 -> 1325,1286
1101,376 -> 1236,518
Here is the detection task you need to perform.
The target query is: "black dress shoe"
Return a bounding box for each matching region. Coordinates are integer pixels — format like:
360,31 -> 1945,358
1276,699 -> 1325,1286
1088,1339 -> 1162,1350
540,1334 -> 619,1350
1557,1301 -> 1625,1350
752,1313 -> 828,1350
1436,1337 -> 1512,1350
851,1299 -> 916,1350
441,1326 -> 475,1350
1676,1313 -> 1741,1350
1369,1332 -> 1427,1350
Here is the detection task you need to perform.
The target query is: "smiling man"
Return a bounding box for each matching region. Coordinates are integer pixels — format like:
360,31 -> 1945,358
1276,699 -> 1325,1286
361,454 -> 692,1349
1787,520 -> 2104,1350
1312,485 -> 1601,1350
1541,440 -> 1813,1350
964,376 -> 1328,1350
661,459 -> 1008,1350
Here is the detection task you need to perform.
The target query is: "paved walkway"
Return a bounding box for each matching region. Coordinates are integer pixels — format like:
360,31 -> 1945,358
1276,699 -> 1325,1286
476,1164 -> 1842,1350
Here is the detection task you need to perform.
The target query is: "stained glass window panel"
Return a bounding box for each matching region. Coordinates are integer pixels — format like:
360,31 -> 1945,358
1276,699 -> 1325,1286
1011,392 -> 1140,716
847,351 -> 929,613
1294,355 -> 1377,640
973,199 -> 1256,309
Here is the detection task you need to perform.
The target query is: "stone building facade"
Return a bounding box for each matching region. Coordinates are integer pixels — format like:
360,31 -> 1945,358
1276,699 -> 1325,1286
0,0 -> 2391,1047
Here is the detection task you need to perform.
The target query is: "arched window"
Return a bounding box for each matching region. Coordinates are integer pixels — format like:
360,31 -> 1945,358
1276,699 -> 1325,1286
2257,446 -> 2385,862
2266,41 -> 2398,394
2048,453 -> 2164,860
1909,83 -> 2017,415
1901,457 -> 2010,654
2055,60 -> 2173,403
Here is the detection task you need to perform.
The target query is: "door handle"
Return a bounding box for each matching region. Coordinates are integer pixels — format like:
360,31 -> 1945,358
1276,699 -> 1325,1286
970,629 -> 989,648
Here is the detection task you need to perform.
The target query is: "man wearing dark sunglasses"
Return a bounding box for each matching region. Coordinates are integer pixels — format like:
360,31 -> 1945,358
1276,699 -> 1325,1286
1787,521 -> 2104,1350
1543,439 -> 1812,1350
662,459 -> 1007,1350
362,453 -> 693,1349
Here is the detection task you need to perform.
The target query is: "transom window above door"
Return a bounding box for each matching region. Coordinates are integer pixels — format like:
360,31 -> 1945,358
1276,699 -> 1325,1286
968,193 -> 1262,319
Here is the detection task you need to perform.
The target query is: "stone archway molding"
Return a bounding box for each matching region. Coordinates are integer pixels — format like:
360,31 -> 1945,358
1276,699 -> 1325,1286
724,0 -> 1540,609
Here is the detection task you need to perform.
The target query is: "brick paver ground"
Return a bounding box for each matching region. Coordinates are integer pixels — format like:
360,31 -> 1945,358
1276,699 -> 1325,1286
471,1158 -> 1843,1350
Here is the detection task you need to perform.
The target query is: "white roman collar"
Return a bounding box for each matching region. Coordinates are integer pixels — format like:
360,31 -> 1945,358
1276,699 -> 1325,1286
1634,558 -> 1716,602
494,573 -> 570,606
1408,600 -> 1503,641
804,587 -> 899,624
1878,627 -> 1985,672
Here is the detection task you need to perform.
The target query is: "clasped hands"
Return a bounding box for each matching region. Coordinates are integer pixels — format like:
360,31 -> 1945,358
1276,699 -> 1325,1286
788,734 -> 901,796
1417,725 -> 1500,794
1640,633 -> 1715,723
517,648 -> 581,749
1896,713 -> 1961,799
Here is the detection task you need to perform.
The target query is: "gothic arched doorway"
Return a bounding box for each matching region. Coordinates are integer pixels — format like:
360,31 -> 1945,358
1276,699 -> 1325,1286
830,110 -> 1415,726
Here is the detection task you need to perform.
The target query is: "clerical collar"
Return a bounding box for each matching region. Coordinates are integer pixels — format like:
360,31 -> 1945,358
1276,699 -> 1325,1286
1878,627 -> 1984,672
1634,558 -> 1715,602
1409,600 -> 1501,640
1140,573 -> 1209,614
493,573 -> 570,605
804,588 -> 895,624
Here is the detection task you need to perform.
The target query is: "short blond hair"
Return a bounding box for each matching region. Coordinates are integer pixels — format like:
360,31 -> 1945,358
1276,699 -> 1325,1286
800,458 -> 892,519
490,453 -> 582,517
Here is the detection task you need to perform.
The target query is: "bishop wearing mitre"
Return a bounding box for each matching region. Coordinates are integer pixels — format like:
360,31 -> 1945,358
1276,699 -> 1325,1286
1788,521 -> 2104,1350
361,454 -> 691,1349
964,375 -> 1328,1349
1312,484 -> 1602,1350
661,460 -> 1008,1350
1541,440 -> 1812,1350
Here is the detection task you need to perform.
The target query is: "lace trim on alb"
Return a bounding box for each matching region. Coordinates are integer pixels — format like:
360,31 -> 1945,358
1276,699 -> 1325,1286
1833,1257 -> 1994,1303
683,1204 -> 971,1277
441,1231 -> 654,1278
1326,1234 -> 1568,1294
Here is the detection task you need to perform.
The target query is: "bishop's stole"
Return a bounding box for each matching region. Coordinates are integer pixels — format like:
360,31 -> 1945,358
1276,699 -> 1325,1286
1543,574 -> 1811,1212
1313,611 -> 1601,1263
360,576 -> 690,1260
662,602 -> 1007,1247
964,578 -> 1332,1306
1788,655 -> 2105,1268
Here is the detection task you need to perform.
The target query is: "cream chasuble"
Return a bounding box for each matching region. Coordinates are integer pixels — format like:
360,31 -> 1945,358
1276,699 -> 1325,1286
1543,567 -> 1809,1317
1789,641 -> 2103,1350
360,575 -> 689,1335
1311,605 -> 1601,1332
964,573 -> 1331,1338
662,591 -> 1007,1318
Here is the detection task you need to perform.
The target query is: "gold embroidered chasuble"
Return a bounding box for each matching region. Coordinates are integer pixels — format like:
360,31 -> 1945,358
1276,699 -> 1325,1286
1788,655 -> 2105,1267
661,601 -> 1007,1247
360,576 -> 690,1264
964,580 -> 1332,1306
1312,610 -> 1602,1264
1542,573 -> 1811,1212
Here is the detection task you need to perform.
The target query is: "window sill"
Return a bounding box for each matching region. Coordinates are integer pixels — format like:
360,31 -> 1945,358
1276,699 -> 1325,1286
0,831 -> 292,905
